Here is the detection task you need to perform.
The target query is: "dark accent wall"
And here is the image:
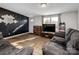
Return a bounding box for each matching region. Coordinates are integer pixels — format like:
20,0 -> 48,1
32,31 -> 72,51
0,7 -> 29,37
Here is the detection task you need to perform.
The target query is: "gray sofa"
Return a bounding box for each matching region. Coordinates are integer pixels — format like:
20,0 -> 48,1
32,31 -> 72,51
42,28 -> 79,55
0,32 -> 33,55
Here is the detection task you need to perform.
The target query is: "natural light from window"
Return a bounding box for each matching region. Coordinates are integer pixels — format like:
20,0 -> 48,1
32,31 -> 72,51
43,17 -> 50,24
43,16 -> 59,32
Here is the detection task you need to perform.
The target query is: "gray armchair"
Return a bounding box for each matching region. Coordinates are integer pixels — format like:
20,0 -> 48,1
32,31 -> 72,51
0,32 -> 33,55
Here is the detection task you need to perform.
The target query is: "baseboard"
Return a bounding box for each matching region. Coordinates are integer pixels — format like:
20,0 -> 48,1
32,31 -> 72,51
29,33 -> 34,34
3,32 -> 29,40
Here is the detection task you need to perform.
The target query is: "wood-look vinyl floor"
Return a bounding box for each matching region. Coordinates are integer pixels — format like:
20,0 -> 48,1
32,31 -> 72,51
8,34 -> 49,55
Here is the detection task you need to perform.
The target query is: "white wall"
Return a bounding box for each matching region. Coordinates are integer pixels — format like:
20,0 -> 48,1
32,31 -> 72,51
29,16 -> 42,33
78,9 -> 79,30
61,11 -> 78,30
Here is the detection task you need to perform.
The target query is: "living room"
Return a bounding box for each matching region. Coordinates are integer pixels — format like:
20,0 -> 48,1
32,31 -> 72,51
0,3 -> 79,56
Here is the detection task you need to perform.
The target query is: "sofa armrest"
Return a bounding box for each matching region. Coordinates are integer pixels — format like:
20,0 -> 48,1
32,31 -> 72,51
50,36 -> 66,46
54,32 -> 65,38
51,36 -> 65,42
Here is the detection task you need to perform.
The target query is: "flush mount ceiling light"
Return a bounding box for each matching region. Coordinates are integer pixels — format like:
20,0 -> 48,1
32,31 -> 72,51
40,3 -> 47,8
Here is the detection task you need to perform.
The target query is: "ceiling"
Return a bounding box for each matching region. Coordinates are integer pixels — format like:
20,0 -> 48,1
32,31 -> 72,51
0,3 -> 79,17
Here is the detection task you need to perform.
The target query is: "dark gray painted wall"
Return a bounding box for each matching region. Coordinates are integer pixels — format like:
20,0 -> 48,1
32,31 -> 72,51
0,7 -> 29,37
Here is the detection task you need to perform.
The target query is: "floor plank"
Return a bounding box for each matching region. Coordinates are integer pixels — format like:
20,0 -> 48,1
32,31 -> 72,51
8,34 -> 49,55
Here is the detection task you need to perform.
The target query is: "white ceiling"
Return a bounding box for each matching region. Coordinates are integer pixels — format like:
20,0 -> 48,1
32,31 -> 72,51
0,3 -> 79,17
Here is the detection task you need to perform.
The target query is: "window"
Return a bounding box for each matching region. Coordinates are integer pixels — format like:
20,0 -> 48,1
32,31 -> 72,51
43,17 -> 50,24
43,16 -> 58,24
51,16 -> 59,31
43,16 -> 59,32
51,16 -> 58,24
